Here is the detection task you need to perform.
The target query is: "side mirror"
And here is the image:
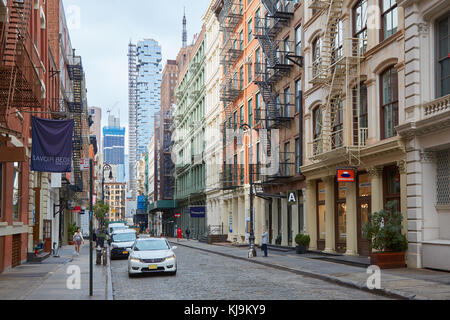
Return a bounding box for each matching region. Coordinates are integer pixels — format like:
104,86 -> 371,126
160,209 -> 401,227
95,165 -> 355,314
171,246 -> 177,250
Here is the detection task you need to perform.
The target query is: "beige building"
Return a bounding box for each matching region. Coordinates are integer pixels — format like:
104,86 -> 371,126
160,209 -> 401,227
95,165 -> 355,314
302,0 -> 407,256
397,0 -> 450,271
104,182 -> 126,221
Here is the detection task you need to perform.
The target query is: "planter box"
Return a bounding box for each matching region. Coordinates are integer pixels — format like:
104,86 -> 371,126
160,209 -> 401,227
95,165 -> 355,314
296,245 -> 308,254
370,251 -> 406,269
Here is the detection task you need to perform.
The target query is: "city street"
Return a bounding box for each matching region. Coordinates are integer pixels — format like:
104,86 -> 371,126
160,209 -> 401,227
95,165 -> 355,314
110,245 -> 390,300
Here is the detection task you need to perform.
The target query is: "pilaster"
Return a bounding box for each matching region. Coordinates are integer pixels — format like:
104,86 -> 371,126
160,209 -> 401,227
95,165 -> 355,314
305,180 -> 317,250
323,176 -> 335,253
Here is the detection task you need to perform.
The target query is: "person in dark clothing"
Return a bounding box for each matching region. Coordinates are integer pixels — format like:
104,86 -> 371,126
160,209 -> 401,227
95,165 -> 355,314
185,228 -> 191,240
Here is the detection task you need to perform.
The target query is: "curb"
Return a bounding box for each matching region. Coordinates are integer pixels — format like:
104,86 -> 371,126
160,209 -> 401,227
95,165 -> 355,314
105,246 -> 114,300
171,241 -> 429,301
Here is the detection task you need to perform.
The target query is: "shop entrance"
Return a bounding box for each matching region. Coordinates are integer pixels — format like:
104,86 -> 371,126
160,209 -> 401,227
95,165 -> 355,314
357,172 -> 372,256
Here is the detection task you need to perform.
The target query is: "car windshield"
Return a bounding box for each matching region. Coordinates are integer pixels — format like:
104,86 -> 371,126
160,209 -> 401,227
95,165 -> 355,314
111,226 -> 127,232
134,240 -> 170,251
112,233 -> 136,243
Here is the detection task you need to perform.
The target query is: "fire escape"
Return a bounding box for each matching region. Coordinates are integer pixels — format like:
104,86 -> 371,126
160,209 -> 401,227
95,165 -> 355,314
308,0 -> 366,166
0,0 -> 44,135
67,58 -> 84,193
253,0 -> 302,189
217,0 -> 244,191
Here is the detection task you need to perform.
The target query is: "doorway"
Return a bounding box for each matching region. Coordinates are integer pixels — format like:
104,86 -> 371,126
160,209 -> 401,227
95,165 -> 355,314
357,172 -> 372,256
12,234 -> 21,268
43,220 -> 52,252
287,204 -> 292,246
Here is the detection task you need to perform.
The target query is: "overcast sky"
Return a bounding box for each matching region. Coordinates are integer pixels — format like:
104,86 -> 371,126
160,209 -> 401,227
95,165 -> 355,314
62,0 -> 211,150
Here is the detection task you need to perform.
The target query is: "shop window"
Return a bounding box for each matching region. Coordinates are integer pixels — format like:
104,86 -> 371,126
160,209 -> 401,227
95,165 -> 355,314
436,149 -> 450,206
383,166 -> 400,212
13,162 -> 21,220
337,182 -> 347,243
358,173 -> 372,197
317,181 -> 326,241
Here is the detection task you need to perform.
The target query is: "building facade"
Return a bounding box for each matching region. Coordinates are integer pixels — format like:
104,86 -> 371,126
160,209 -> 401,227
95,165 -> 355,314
104,182 -> 126,221
302,0 -> 407,256
103,115 -> 126,183
173,27 -> 207,240
204,0 -> 225,234
397,0 -> 450,271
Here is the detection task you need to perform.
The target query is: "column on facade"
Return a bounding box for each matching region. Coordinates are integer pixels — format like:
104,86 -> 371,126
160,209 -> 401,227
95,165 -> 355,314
281,196 -> 288,246
244,193 -> 250,243
254,197 -> 262,246
365,78 -> 378,144
232,196 -> 238,241
324,176 -> 335,253
345,180 -> 358,256
397,160 -> 408,234
271,198 -> 278,245
292,201 -> 299,246
305,180 -> 317,250
368,166 -> 384,213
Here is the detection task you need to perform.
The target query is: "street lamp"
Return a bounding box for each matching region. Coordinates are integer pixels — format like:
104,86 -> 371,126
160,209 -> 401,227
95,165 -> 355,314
240,123 -> 256,258
101,163 -> 114,202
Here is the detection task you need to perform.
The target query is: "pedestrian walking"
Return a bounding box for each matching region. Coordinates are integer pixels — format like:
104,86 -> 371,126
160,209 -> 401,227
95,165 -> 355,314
185,227 -> 191,240
261,227 -> 269,257
73,228 -> 84,256
177,227 -> 182,242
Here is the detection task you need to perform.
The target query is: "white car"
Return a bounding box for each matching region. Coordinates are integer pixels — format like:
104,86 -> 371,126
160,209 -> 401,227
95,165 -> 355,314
128,238 -> 177,277
110,229 -> 137,260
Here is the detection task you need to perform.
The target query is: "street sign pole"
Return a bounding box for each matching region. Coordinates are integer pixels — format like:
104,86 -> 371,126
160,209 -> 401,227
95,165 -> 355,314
89,158 -> 93,297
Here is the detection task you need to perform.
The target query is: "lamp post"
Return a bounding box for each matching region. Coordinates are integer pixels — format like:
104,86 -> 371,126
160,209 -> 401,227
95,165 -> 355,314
101,163 -> 114,202
240,123 -> 256,258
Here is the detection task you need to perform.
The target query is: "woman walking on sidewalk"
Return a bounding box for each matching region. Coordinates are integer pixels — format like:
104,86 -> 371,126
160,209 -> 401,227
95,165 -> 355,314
73,228 -> 84,256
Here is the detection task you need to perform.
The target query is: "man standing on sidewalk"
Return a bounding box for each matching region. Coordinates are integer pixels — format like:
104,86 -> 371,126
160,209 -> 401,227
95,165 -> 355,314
261,228 -> 268,257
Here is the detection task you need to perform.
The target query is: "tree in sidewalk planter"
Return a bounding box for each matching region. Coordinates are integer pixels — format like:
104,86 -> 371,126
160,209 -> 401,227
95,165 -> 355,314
295,234 -> 311,254
68,223 -> 78,245
362,201 -> 408,269
94,201 -> 109,229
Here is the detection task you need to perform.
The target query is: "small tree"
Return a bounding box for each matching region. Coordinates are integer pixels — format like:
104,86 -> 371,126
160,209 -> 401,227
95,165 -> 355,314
362,201 -> 408,252
94,201 -> 109,228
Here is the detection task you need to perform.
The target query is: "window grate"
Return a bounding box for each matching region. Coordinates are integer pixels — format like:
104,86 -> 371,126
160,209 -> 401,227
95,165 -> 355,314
436,149 -> 450,205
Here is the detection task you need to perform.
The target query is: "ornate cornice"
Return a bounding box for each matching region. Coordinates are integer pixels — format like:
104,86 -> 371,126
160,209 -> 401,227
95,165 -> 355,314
367,166 -> 383,177
420,151 -> 435,163
397,160 -> 407,174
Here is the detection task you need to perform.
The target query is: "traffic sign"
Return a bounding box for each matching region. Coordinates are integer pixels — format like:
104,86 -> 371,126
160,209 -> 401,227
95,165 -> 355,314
80,158 -> 90,171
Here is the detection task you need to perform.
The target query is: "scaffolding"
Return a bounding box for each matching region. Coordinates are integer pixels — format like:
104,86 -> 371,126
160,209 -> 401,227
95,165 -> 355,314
0,0 -> 43,132
308,0 -> 366,166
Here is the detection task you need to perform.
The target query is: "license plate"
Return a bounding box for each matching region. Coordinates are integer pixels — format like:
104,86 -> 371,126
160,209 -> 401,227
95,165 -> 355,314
122,251 -> 128,254
149,265 -> 158,270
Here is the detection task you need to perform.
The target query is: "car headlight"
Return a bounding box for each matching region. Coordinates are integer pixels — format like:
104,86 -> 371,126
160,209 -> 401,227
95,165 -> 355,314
165,254 -> 175,261
130,257 -> 141,263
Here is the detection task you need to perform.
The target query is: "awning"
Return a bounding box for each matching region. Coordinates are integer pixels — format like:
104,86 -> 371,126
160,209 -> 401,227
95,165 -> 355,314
148,200 -> 177,213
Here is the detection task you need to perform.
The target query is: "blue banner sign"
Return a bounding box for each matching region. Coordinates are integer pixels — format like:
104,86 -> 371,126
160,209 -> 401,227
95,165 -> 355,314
31,117 -> 74,173
137,196 -> 146,210
190,206 -> 206,218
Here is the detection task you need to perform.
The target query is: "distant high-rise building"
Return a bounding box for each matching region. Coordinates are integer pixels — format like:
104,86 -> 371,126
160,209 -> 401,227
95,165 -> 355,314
103,115 -> 126,183
128,39 -> 162,199
89,106 -> 102,151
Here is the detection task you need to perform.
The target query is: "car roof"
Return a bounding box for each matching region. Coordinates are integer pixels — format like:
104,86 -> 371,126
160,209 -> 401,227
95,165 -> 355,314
136,237 -> 167,241
111,228 -> 135,235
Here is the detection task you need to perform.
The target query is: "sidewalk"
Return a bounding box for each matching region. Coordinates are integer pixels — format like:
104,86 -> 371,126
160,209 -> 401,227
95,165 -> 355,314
169,238 -> 450,300
0,245 -> 113,300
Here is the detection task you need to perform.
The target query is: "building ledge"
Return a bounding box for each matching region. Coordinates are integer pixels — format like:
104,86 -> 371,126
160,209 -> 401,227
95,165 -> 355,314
0,222 -> 8,228
13,222 -> 24,227
422,239 -> 450,246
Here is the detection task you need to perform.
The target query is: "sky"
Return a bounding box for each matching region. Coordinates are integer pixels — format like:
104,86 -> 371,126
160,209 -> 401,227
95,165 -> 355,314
62,0 -> 212,150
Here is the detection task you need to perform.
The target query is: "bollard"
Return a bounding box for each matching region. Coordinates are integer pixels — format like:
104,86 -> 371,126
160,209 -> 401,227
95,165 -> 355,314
103,247 -> 107,266
96,247 -> 102,265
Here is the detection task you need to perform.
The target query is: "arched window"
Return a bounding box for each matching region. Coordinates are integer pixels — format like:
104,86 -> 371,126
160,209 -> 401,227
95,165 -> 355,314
312,106 -> 323,155
312,37 -> 322,78
380,66 -> 398,139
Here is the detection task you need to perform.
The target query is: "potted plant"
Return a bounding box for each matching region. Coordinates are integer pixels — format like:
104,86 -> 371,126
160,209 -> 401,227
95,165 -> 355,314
68,223 -> 77,245
362,201 -> 408,269
295,234 -> 310,254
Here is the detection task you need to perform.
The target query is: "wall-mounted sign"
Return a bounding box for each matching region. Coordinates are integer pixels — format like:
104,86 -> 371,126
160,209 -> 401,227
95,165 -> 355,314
190,206 -> 206,218
337,168 -> 356,182
174,213 -> 181,218
287,191 -> 297,205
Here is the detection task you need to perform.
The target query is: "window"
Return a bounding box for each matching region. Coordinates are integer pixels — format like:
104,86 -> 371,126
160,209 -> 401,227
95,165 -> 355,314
255,48 -> 261,74
284,141 -> 291,176
381,67 -> 398,139
13,162 -> 21,220
248,98 -> 253,128
295,25 -> 302,56
437,13 -> 450,97
353,84 -> 368,145
255,92 -> 261,122
248,59 -> 253,83
295,138 -> 301,174
284,37 -> 290,64
312,37 -> 322,78
248,19 -> 253,43
233,111 -> 237,131
353,0 -> 367,54
255,8 -> 261,30
295,79 -> 302,113
313,106 -> 322,155
239,65 -> 244,89
240,105 -> 244,126
383,165 -> 400,212
332,98 -> 344,149
239,31 -> 244,50
284,86 -> 291,117
436,149 -> 450,206
332,20 -> 344,64
240,150 -> 245,185
256,142 -> 261,181
381,0 -> 398,40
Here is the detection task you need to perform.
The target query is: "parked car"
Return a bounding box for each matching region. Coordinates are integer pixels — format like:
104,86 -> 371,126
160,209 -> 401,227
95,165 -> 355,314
128,238 -> 177,277
110,229 -> 137,260
108,223 -> 128,236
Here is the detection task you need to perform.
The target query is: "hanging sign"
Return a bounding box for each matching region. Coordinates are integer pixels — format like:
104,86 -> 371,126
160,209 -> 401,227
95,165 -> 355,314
337,168 -> 356,182
190,206 -> 206,218
287,190 -> 297,205
31,117 -> 74,173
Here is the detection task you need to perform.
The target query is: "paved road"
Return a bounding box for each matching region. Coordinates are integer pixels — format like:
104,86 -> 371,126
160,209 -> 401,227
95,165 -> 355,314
110,245 -> 390,300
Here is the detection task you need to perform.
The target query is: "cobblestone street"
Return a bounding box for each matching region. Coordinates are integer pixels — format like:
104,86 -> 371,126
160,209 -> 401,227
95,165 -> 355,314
110,245 -> 390,300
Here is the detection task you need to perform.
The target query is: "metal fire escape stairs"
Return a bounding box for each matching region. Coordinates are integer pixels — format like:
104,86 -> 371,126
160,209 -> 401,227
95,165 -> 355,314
308,0 -> 364,167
